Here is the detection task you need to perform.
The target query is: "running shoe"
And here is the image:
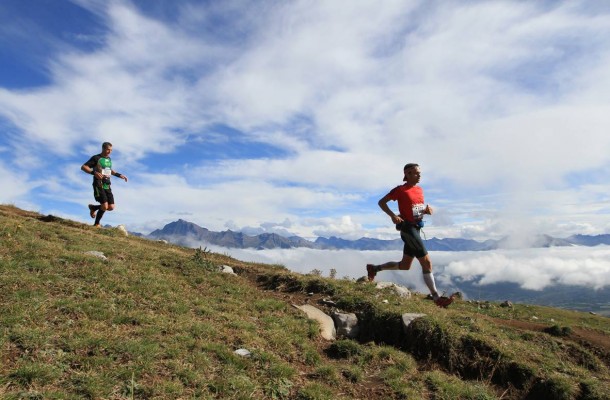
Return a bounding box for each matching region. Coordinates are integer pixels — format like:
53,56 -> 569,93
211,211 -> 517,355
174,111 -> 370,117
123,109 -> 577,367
435,295 -> 455,308
88,204 -> 97,219
366,264 -> 377,281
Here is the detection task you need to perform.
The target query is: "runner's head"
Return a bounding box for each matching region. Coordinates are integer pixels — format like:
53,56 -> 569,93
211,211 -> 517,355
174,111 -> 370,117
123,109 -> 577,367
403,163 -> 421,185
101,142 -> 113,157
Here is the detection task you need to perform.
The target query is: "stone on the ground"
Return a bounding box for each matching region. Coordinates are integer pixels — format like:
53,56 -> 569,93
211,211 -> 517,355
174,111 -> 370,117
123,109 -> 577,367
85,251 -> 107,260
331,312 -> 359,338
116,224 -> 128,236
401,313 -> 427,333
375,281 -> 412,298
220,265 -> 236,275
234,348 -> 251,357
294,304 -> 336,340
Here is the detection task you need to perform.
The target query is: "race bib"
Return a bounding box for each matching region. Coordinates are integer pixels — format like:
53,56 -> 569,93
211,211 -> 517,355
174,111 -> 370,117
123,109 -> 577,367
412,203 -> 426,219
102,167 -> 112,177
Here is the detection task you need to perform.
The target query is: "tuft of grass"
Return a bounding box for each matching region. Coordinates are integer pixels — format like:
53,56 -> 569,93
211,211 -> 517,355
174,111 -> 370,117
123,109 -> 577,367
544,324 -> 573,337
341,366 -> 363,383
309,365 -> 338,383
424,370 -> 498,400
296,383 -> 334,400
326,339 -> 363,359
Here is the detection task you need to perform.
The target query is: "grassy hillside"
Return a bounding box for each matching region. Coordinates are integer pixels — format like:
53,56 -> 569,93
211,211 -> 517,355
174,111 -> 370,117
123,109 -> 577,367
1,204 -> 609,399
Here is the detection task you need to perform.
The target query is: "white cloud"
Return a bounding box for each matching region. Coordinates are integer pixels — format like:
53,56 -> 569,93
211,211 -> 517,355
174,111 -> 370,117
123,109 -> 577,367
188,244 -> 610,294
1,1 -> 610,240
183,242 -> 610,293
438,246 -> 610,290
0,160 -> 35,204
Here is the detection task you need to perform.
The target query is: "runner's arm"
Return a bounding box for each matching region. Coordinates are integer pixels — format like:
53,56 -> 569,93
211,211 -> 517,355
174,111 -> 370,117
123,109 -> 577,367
378,194 -> 402,224
112,170 -> 128,182
81,164 -> 101,179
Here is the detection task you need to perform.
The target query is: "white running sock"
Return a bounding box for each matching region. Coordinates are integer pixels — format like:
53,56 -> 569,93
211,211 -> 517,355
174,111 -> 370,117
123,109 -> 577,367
423,272 -> 439,299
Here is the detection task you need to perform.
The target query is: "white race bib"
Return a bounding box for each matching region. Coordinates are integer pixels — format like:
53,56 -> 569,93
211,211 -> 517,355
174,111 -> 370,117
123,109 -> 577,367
412,204 -> 426,219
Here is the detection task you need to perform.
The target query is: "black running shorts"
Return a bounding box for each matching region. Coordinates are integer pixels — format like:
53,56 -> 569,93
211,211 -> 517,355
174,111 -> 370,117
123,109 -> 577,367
399,224 -> 428,259
93,184 -> 114,205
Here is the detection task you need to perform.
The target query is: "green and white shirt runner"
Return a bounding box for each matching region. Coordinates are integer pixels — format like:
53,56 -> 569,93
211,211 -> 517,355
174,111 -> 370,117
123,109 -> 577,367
85,154 -> 113,189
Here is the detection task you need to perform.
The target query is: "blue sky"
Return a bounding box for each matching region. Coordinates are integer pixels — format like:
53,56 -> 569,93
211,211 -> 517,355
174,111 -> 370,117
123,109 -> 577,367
2,0 -> 610,241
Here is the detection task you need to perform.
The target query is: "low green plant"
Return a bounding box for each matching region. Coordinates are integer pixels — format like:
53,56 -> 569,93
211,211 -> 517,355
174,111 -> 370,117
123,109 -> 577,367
326,339 -> 363,359
296,383 -> 334,400
544,324 -> 573,337
341,366 -> 363,383
264,377 -> 293,399
310,365 -> 338,383
191,246 -> 216,271
424,370 -> 497,400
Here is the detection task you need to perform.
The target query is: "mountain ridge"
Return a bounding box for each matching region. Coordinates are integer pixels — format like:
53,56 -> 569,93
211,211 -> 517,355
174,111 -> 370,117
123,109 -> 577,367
148,219 -> 610,251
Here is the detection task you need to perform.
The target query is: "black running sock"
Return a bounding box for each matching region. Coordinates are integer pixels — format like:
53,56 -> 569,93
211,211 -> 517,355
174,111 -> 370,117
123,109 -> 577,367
94,210 -> 105,225
90,204 -> 100,211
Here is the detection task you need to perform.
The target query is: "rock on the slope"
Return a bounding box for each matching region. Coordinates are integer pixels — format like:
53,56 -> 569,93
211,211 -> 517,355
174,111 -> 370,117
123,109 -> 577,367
294,304 -> 336,340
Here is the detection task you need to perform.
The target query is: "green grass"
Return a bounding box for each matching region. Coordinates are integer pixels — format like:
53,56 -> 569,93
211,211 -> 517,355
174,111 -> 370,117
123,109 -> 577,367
1,205 -> 609,399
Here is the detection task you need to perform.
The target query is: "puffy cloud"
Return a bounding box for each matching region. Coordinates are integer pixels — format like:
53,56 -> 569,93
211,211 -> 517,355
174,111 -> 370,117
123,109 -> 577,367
186,245 -> 610,293
2,1 -> 610,240
439,247 -> 610,290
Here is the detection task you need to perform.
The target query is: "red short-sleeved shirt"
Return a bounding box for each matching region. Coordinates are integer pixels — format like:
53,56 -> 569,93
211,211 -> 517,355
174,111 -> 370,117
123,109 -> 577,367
387,184 -> 426,223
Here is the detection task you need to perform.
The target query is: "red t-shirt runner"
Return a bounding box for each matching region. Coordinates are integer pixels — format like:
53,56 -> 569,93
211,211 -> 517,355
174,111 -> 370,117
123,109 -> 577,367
387,184 -> 426,223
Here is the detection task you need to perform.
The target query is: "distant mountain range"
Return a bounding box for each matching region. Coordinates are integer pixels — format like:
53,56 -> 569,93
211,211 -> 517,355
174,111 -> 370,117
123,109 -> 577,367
147,219 -> 610,251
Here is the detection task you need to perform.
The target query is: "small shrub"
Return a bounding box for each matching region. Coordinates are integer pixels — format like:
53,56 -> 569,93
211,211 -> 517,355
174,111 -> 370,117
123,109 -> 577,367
191,246 -> 216,271
264,377 -> 293,399
8,364 -> 58,387
267,363 -> 296,380
342,367 -> 363,383
526,376 -> 577,400
326,340 -> 363,359
254,298 -> 286,312
305,279 -> 336,295
310,365 -> 338,383
296,383 -> 334,400
425,370 -> 496,400
579,379 -> 610,400
544,325 -> 572,337
302,347 -> 322,366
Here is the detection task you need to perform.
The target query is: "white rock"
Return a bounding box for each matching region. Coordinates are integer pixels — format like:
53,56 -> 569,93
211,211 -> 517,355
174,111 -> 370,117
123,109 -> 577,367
331,312 -> 359,338
234,348 -> 251,357
294,304 -> 336,341
401,313 -> 427,333
85,251 -> 107,260
375,281 -> 412,298
220,265 -> 236,275
116,224 -> 128,236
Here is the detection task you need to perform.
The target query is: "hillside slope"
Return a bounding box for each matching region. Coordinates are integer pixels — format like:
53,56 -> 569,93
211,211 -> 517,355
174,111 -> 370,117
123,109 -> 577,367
1,205 -> 609,399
